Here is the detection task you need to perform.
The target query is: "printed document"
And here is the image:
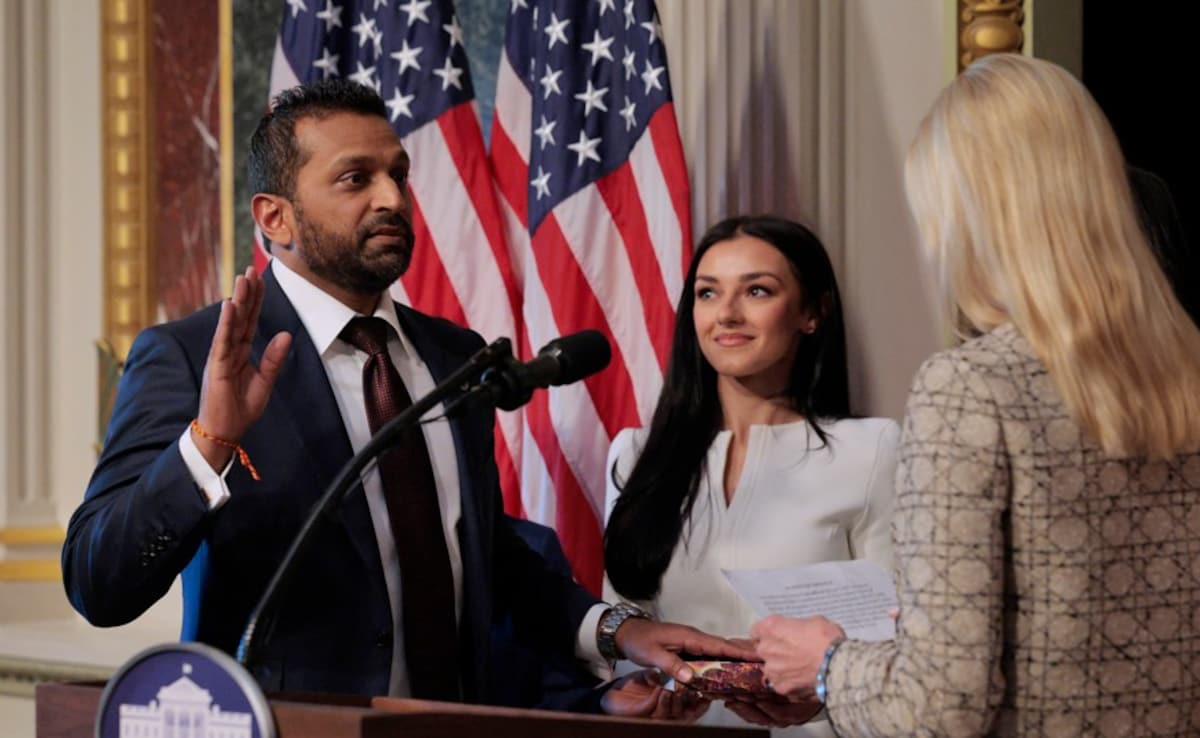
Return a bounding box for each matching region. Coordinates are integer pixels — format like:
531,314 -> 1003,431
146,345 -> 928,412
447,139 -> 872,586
723,560 -> 898,641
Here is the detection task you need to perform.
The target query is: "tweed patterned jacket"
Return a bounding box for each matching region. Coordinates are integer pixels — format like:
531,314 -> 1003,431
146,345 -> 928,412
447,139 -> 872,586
825,323 -> 1200,737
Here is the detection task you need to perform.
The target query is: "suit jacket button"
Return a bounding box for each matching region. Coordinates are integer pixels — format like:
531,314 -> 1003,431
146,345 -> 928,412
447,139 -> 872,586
375,631 -> 393,649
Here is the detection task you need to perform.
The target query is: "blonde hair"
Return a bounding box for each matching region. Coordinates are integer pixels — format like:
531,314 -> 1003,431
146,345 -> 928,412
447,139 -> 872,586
905,53 -> 1200,459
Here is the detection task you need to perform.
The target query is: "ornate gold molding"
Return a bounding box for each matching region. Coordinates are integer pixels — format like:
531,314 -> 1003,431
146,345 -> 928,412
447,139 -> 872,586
98,0 -> 155,453
958,0 -> 1026,71
101,0 -> 155,365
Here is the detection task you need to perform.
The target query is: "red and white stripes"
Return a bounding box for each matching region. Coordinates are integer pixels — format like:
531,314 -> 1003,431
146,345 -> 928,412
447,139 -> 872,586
490,45 -> 691,593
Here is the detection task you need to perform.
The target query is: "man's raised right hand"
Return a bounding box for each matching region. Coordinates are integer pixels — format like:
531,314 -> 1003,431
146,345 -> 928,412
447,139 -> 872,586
192,266 -> 292,471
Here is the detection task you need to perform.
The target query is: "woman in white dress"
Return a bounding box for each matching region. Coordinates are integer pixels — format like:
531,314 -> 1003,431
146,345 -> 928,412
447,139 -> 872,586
603,215 -> 899,735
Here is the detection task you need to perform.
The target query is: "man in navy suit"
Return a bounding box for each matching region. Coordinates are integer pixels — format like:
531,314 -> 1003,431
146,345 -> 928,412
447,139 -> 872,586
62,80 -> 744,711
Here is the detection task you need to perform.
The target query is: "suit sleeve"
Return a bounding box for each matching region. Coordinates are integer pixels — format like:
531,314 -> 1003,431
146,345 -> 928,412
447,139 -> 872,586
62,324 -> 214,626
492,503 -> 603,662
502,517 -> 606,712
825,354 -> 1009,738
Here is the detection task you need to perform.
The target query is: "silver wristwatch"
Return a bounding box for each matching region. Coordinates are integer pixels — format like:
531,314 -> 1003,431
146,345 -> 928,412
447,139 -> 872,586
596,602 -> 652,662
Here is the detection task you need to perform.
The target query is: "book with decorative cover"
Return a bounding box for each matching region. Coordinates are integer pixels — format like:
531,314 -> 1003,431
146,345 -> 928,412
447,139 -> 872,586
667,660 -> 771,697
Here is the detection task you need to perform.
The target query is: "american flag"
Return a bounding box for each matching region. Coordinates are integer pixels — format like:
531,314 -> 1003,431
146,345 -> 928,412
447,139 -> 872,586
264,0 -> 527,526
491,0 -> 691,592
265,0 -> 689,595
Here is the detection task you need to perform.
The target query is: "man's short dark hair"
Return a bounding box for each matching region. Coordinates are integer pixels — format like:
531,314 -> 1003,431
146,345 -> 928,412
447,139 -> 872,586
247,79 -> 389,199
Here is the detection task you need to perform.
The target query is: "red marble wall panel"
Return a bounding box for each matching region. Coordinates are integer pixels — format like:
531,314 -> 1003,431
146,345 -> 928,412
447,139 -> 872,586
151,0 -> 222,320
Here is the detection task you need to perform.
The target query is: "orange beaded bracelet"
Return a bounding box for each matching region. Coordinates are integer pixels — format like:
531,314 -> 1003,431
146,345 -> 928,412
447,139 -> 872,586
189,419 -> 261,481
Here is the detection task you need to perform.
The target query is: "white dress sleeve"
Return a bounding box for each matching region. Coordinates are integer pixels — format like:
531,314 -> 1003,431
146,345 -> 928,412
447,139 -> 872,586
848,418 -> 900,572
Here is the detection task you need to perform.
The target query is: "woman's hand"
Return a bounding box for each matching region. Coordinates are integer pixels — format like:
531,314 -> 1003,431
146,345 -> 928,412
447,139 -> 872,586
600,669 -> 711,721
749,615 -> 845,699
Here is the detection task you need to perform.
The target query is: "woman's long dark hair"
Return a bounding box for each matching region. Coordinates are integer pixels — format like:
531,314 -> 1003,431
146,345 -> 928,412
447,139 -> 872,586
604,215 -> 850,601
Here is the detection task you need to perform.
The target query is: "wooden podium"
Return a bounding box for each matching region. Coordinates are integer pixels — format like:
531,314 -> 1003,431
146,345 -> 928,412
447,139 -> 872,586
36,681 -> 766,738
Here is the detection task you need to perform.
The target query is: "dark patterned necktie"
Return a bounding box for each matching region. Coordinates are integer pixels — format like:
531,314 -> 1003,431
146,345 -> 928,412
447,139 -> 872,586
339,316 -> 460,700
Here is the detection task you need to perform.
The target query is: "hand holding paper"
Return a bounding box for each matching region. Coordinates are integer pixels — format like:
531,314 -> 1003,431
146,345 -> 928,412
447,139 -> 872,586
715,559 -> 898,707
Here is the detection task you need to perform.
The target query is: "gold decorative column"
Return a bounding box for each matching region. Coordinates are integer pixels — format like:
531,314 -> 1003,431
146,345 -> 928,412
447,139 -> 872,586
958,0 -> 1026,71
100,0 -> 155,365
97,0 -> 155,457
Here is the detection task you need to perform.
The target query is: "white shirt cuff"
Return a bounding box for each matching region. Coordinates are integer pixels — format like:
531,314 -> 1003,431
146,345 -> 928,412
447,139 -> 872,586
179,428 -> 234,510
575,602 -> 611,678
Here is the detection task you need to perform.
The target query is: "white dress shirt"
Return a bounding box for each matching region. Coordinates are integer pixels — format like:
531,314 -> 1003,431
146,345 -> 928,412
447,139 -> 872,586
181,259 -> 604,696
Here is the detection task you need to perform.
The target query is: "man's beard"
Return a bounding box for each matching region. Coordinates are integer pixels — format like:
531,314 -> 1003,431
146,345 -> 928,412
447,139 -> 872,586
293,205 -> 415,295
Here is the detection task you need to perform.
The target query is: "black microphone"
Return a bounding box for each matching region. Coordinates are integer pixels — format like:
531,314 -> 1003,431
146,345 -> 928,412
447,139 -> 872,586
480,330 -> 612,410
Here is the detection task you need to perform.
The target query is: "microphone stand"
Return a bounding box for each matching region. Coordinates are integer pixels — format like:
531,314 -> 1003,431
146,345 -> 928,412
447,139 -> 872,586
235,337 -> 513,671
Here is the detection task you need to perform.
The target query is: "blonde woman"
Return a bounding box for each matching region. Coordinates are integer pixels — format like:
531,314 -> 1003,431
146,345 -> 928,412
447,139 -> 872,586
746,54 -> 1200,736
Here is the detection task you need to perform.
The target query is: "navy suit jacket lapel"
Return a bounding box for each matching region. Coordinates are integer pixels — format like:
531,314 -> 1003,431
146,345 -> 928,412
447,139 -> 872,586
255,266 -> 385,584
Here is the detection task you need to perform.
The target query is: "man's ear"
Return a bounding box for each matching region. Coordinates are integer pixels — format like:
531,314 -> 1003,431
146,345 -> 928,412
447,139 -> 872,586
252,193 -> 294,248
